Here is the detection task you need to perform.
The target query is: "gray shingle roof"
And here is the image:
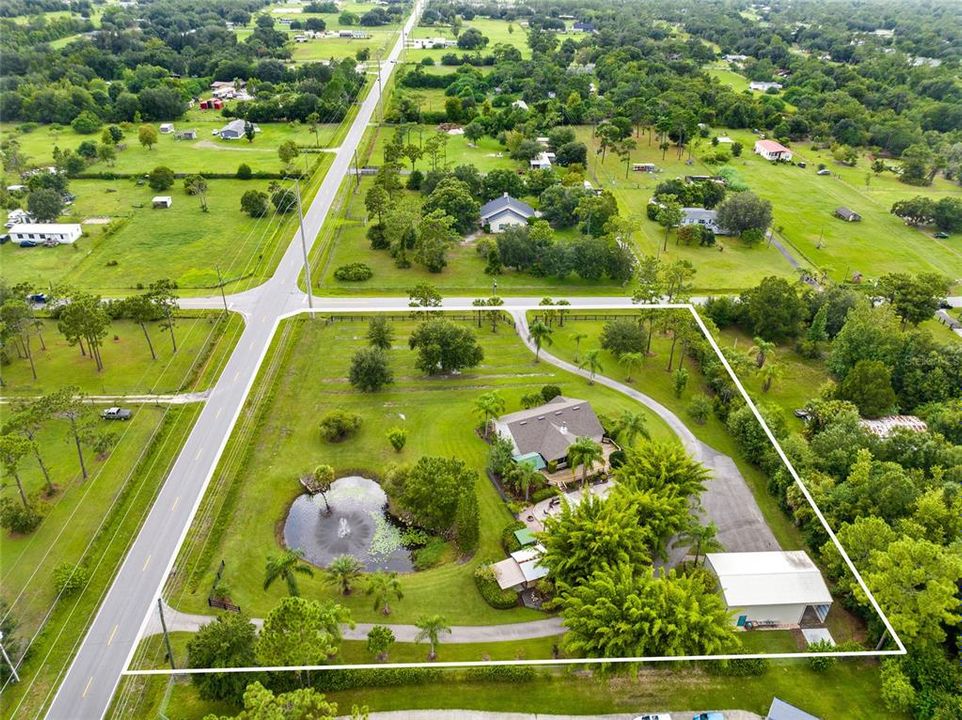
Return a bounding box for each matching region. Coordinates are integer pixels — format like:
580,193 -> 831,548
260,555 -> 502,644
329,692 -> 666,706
767,697 -> 821,720
480,194 -> 535,221
497,397 -> 604,463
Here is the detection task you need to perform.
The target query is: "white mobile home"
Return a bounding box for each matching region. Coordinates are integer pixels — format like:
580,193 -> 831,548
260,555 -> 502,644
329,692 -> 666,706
9,223 -> 82,246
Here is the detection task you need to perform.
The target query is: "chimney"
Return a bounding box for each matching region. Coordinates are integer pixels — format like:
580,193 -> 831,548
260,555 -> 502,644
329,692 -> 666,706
560,421 -> 568,434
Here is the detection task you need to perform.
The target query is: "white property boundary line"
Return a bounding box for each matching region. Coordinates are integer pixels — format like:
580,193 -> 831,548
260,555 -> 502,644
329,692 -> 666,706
122,302 -> 904,679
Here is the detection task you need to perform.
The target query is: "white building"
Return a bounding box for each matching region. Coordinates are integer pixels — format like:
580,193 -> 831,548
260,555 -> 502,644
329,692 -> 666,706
9,223 -> 83,246
492,545 -> 549,591
152,196 -> 173,208
6,208 -> 35,228
754,139 -> 793,161
749,81 -> 783,92
707,551 -> 833,627
159,123 -> 175,134
479,193 -> 536,233
680,207 -> 730,235
529,151 -> 552,170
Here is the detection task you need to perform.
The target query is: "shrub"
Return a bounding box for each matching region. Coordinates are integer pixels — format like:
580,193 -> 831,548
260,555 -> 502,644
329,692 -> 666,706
540,384 -> 562,402
319,410 -> 362,442
474,564 -> 519,609
406,169 -> 423,190
687,394 -> 713,425
0,496 -> 45,534
608,449 -> 626,469
147,166 -> 175,191
529,486 -> 559,504
386,427 -> 407,452
707,656 -> 769,676
500,520 -> 526,554
464,665 -> 536,682
806,639 -> 838,672
367,223 -> 388,249
412,537 -> 448,569
53,562 -> 90,597
334,263 -> 374,281
236,163 -> 253,179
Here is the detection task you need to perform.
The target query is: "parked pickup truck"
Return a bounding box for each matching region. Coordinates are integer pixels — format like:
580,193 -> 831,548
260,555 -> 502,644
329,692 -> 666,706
101,407 -> 132,421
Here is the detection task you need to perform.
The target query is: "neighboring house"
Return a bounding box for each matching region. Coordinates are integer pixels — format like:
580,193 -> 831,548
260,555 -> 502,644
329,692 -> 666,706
9,223 -> 82,246
529,151 -> 553,170
572,21 -> 595,32
6,185 -> 27,193
6,208 -> 35,228
492,545 -> 549,591
685,174 -> 726,184
152,196 -> 173,209
632,162 -> 657,172
859,415 -> 927,438
218,119 -> 259,140
680,207 -> 730,235
495,396 -> 605,467
724,53 -> 749,62
408,37 -> 455,49
175,129 -> 197,140
480,193 -> 536,233
754,139 -> 793,161
707,551 -> 833,627
834,206 -> 861,222
749,81 -> 783,92
159,123 -> 175,134
512,99 -> 529,111
767,698 -> 821,720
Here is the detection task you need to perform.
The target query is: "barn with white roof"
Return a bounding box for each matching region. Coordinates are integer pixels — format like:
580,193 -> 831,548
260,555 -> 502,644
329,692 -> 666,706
707,550 -> 833,627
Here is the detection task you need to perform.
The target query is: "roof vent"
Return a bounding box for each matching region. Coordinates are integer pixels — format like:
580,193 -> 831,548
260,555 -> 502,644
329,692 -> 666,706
518,421 -> 527,425
537,416 -> 545,421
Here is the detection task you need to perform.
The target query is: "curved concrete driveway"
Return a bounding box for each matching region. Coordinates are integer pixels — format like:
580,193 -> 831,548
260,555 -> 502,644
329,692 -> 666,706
512,310 -> 779,558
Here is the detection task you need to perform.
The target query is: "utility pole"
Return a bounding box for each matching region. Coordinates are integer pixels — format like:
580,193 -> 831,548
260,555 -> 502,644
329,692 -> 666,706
295,179 -> 315,315
353,148 -> 361,189
0,631 -> 19,683
215,265 -> 228,315
375,52 -> 384,124
157,599 -> 175,671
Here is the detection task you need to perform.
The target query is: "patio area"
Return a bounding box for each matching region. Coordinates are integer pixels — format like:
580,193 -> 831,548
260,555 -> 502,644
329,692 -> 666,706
539,439 -> 619,489
519,481 -> 616,532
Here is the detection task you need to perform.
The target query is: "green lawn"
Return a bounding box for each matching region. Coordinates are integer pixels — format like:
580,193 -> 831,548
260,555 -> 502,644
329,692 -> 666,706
1,312 -> 242,396
167,314 -> 677,627
406,17 -> 531,62
1,165 -> 331,294
2,120 -> 338,175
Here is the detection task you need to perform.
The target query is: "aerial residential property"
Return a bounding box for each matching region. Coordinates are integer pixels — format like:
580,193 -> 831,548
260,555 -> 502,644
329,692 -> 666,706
0,0 -> 959,719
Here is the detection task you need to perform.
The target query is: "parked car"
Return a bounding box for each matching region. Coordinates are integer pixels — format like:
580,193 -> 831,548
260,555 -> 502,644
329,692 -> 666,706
933,231 -> 949,239
102,407 -> 133,421
816,168 -> 831,176
634,714 -> 672,720
692,713 -> 725,720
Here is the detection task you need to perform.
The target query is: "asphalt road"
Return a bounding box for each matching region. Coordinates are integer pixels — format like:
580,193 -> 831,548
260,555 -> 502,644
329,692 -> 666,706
43,6 -> 422,719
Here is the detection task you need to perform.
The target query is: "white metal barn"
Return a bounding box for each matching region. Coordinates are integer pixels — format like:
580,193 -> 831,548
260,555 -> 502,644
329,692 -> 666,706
707,550 -> 833,627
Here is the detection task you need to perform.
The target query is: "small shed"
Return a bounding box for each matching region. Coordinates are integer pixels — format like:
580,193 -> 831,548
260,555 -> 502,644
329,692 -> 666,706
767,697 -> 821,720
175,130 -> 197,140
834,206 -> 861,222
159,123 -> 175,134
152,196 -> 173,208
632,162 -> 657,172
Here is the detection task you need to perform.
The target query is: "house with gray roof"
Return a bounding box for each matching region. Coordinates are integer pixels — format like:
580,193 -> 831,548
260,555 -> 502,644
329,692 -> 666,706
494,396 -> 604,466
767,697 -> 820,720
217,119 -> 260,140
480,193 -> 536,233
681,207 -> 731,235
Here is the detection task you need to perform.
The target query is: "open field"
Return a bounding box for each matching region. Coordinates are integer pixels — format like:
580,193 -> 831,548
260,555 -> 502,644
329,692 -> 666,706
166,314 -> 677,629
406,17 -> 532,62
1,119 -> 340,175
1,312 -> 243,397
1,166 -> 331,294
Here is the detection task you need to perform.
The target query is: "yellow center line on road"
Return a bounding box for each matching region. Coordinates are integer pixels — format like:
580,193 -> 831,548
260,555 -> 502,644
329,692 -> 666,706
82,676 -> 93,698
142,555 -> 151,572
171,496 -> 180,511
107,625 -> 118,646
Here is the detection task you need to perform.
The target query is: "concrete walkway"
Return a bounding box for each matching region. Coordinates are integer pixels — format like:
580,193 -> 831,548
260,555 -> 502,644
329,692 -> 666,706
334,711 -> 763,720
511,310 -> 779,559
144,602 -> 565,643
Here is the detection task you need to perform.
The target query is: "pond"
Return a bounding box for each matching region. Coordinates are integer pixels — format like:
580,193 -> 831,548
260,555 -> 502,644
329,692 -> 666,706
283,475 -> 415,572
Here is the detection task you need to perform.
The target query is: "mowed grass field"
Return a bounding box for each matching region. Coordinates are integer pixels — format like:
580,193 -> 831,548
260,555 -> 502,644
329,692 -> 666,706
1,119 -> 340,175
406,17 -> 532,62
1,164 -> 331,294
170,314 -> 677,629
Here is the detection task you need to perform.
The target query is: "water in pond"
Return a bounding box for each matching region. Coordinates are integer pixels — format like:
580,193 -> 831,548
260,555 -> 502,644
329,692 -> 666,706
283,475 -> 414,572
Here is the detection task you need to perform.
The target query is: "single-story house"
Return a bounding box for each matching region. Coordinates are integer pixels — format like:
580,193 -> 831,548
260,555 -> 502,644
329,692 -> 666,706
685,174 -> 726,184
480,193 -> 536,233
633,162 -> 657,172
859,415 -> 927,438
680,207 -> 730,235
834,206 -> 861,222
749,81 -> 783,92
572,21 -> 595,32
495,396 -> 605,467
6,208 -> 35,228
492,545 -> 549,591
159,123 -> 175,134
218,119 -> 259,140
152,196 -> 173,208
9,223 -> 82,246
767,698 -> 821,720
512,99 -> 529,112
754,139 -> 793,161
175,130 -> 197,140
707,551 -> 833,627
724,54 -> 749,62
529,152 -> 553,170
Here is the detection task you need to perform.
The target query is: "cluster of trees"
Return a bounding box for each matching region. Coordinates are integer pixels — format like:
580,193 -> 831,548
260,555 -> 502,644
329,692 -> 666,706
539,443 -> 735,658
891,195 -> 962,232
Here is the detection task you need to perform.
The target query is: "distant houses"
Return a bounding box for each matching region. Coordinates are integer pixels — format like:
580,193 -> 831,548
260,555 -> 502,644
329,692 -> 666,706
175,129 -> 197,141
834,206 -> 861,222
749,80 -> 783,92
480,193 -> 536,233
8,223 -> 83,246
529,151 -> 553,170
754,139 -> 793,161
5,208 -> 35,228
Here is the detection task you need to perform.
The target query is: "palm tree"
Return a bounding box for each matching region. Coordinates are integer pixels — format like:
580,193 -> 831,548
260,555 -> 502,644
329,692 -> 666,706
748,336 -> 776,368
757,360 -> 783,393
327,554 -> 364,595
509,461 -> 541,502
672,520 -> 723,566
414,614 -> 451,660
263,549 -> 314,597
567,436 -> 604,487
618,351 -> 644,383
473,391 -> 505,439
578,349 -> 603,384
527,319 -> 553,361
572,332 -> 588,362
366,570 -> 404,615
613,410 -> 650,448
